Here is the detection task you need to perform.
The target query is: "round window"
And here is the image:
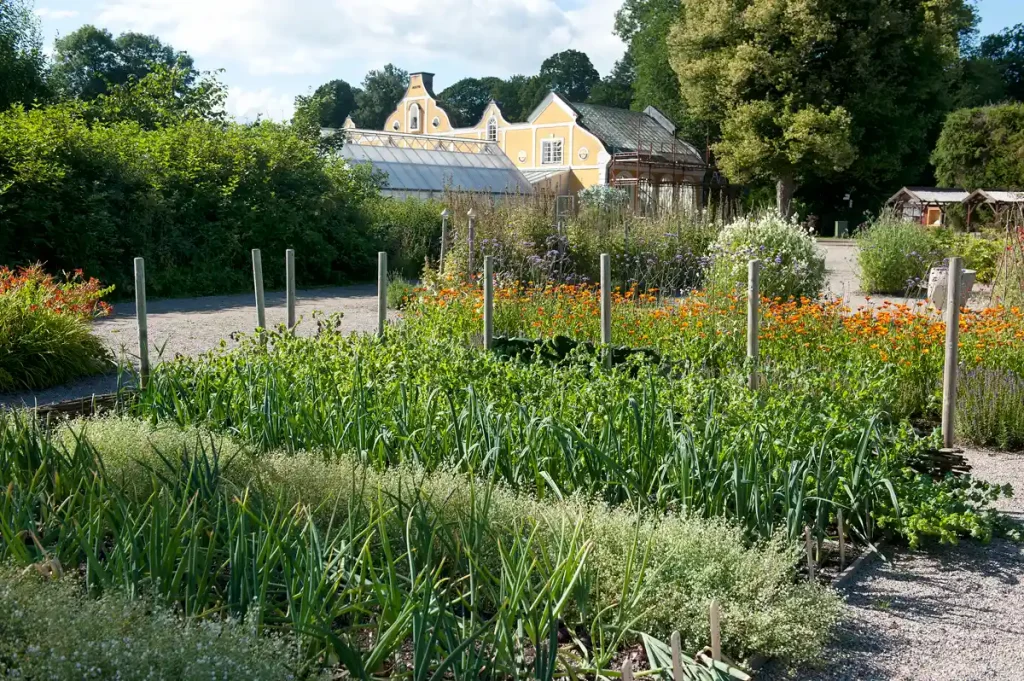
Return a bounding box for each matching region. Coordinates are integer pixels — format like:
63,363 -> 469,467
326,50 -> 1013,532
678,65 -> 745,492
518,150 -> 527,162
392,121 -> 400,131
432,117 -> 441,128
578,147 -> 589,161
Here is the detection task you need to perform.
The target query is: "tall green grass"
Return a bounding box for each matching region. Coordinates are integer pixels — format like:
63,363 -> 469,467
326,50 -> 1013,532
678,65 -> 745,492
1,414 -> 833,675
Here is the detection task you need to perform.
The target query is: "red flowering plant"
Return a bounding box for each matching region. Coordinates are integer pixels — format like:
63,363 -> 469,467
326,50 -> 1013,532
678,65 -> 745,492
0,264 -> 114,320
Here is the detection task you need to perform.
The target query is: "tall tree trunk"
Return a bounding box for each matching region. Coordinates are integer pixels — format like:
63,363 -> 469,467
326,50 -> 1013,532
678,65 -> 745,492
776,174 -> 797,218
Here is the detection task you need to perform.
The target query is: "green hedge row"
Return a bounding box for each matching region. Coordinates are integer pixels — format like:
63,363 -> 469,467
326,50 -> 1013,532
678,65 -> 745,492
0,104 -> 385,298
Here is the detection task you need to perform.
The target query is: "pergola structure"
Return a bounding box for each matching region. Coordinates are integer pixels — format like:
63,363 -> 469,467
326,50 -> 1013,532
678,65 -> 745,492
963,189 -> 1024,228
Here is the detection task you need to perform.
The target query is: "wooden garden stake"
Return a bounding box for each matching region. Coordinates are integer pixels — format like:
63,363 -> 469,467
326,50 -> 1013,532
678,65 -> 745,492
600,253 -> 612,369
620,659 -> 634,681
377,251 -> 387,338
251,249 -> 266,334
671,631 -> 685,680
467,208 -> 476,282
440,208 -> 450,274
805,526 -> 816,581
838,508 -> 846,571
747,259 -> 761,390
133,257 -> 149,389
942,256 -> 963,449
285,248 -> 296,330
483,255 -> 494,350
709,599 -> 722,662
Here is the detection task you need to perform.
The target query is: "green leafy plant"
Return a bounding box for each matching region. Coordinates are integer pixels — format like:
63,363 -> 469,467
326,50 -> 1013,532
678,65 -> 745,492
856,213 -> 942,294
0,265 -> 113,391
708,212 -> 826,299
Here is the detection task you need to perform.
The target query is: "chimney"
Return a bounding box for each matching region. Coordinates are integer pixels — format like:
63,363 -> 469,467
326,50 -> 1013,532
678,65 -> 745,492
410,72 -> 435,96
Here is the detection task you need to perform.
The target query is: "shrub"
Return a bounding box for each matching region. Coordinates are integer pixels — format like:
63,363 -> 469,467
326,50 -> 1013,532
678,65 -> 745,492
931,103 -> 1024,190
0,569 -> 303,680
933,228 -> 1003,283
956,367 -> 1024,450
367,196 -> 443,278
0,265 -> 112,391
386,272 -> 415,309
0,104 -> 380,299
856,214 -> 942,294
993,226 -> 1024,307
708,212 -> 826,299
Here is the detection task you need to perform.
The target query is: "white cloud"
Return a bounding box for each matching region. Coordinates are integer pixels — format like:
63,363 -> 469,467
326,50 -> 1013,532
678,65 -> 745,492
226,87 -> 296,122
34,8 -> 80,19
95,0 -> 625,120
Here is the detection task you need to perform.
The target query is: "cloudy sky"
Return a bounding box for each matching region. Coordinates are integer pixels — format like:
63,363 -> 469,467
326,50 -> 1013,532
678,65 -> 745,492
33,0 -> 1024,122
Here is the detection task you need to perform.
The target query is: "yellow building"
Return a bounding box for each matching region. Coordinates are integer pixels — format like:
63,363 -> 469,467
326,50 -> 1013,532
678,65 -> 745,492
346,72 -> 708,208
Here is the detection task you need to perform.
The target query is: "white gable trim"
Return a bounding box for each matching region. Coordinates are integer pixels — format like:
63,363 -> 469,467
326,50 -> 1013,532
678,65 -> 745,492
526,92 -> 577,125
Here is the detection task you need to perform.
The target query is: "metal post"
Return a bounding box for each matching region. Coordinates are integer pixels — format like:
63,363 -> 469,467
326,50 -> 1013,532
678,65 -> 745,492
467,208 -> 476,282
600,253 -> 612,369
747,260 -> 761,390
440,208 -> 450,274
377,251 -> 388,338
709,599 -> 722,662
942,257 -> 963,449
285,248 -> 296,330
252,249 -> 266,332
483,255 -> 494,350
133,257 -> 149,389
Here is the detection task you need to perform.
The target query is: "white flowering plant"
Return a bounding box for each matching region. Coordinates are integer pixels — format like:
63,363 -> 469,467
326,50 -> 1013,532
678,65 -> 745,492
707,213 -> 827,300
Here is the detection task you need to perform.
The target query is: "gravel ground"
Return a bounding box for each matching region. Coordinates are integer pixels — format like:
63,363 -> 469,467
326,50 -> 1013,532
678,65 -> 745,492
0,284 -> 393,408
761,449 -> 1024,681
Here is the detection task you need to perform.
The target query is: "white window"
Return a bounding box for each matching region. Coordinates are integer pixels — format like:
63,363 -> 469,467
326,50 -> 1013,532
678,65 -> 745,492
486,117 -> 498,142
409,103 -> 421,131
541,139 -> 563,165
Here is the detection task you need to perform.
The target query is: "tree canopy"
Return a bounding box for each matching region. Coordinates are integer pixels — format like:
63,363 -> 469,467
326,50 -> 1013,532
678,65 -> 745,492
437,78 -> 492,127
614,0 -> 689,128
51,25 -> 194,101
980,24 -> 1024,103
588,53 -> 635,109
0,0 -> 48,110
668,0 -> 976,215
353,64 -> 408,130
294,79 -> 358,132
932,103 -> 1024,190
538,49 -> 599,102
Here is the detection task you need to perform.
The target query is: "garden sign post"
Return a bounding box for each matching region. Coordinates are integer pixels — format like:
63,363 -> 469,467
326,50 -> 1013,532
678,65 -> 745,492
600,253 -> 612,369
252,249 -> 266,338
440,208 -> 450,274
133,257 -> 149,389
747,259 -> 761,390
467,208 -> 476,283
285,248 -> 296,330
942,256 -> 963,449
483,255 -> 494,350
378,251 -> 388,338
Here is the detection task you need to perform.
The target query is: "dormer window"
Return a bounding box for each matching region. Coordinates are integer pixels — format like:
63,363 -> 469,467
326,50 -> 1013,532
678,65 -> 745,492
487,117 -> 498,142
409,103 -> 421,132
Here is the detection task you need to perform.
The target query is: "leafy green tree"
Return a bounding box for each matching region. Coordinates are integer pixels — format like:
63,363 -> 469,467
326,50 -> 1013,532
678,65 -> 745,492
437,77 -> 492,127
353,64 -> 408,130
0,0 -> 49,110
516,75 -> 552,119
51,25 -> 194,101
294,79 -> 358,131
588,53 -> 635,109
980,24 -> 1024,103
614,0 -> 689,127
490,75 -> 531,121
932,103 -> 1024,190
538,49 -> 599,102
668,0 -> 975,215
87,64 -> 226,129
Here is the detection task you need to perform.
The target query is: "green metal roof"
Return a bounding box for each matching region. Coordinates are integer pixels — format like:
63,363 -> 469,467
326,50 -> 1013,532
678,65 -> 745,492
569,102 -> 705,166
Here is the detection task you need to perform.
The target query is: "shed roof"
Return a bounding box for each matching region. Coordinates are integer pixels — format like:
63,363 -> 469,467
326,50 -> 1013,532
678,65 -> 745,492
965,189 -> 1024,205
568,102 -> 705,167
887,187 -> 970,205
338,131 -> 533,196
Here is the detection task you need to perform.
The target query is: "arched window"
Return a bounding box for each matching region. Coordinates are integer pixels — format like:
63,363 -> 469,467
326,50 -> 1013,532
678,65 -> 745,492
409,103 -> 421,131
486,117 -> 498,142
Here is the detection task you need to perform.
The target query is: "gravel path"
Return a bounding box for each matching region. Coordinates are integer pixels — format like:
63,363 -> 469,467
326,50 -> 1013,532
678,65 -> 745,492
761,449 -> 1024,681
0,284 -> 392,408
